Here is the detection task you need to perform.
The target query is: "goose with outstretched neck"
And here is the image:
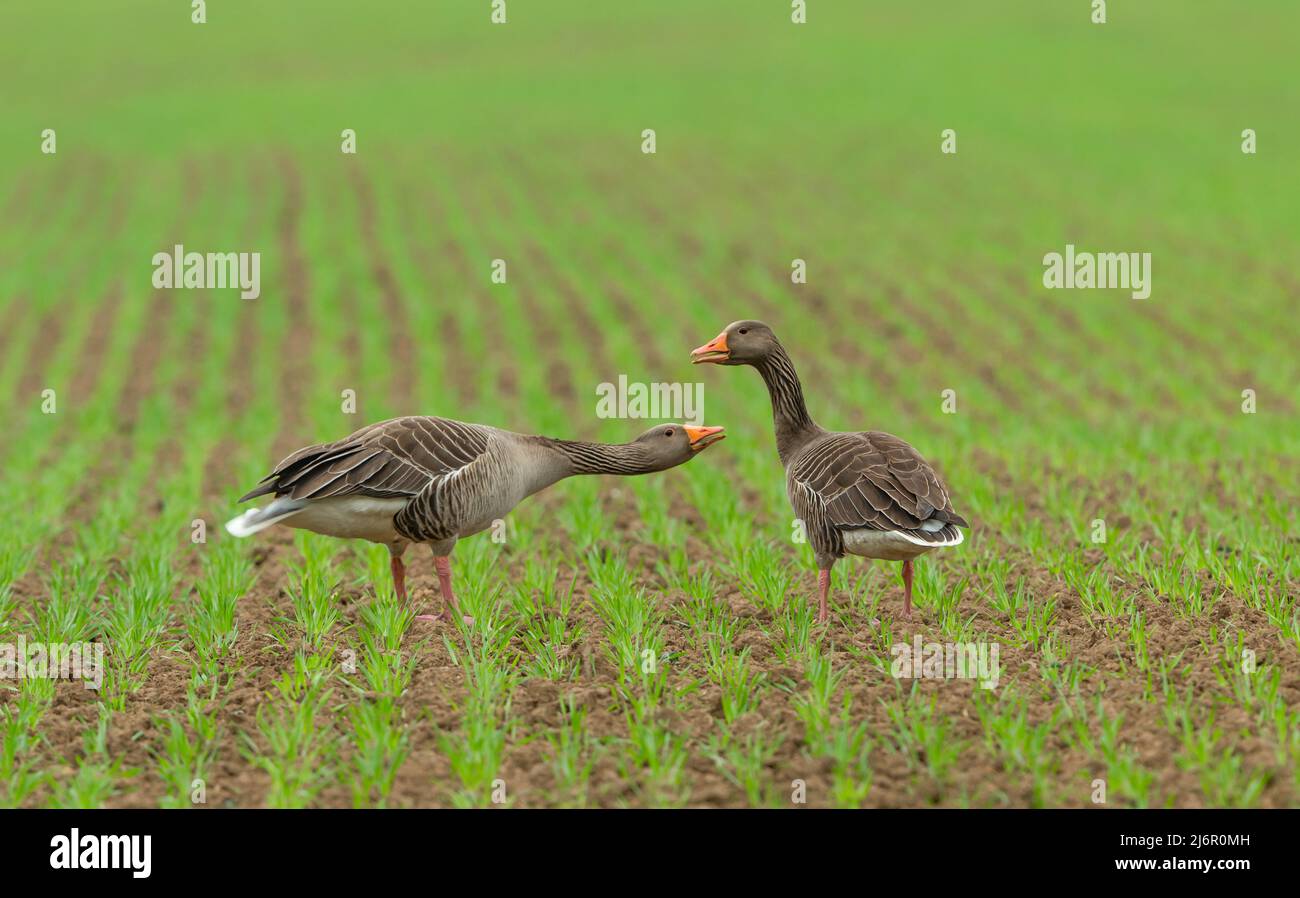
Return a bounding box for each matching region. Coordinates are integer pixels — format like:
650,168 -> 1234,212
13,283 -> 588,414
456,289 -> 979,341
692,320 -> 967,622
226,417 -> 725,622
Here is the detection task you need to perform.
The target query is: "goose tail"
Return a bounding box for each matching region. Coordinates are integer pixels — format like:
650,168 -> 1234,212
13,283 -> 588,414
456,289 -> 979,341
899,522 -> 965,547
224,498 -> 306,537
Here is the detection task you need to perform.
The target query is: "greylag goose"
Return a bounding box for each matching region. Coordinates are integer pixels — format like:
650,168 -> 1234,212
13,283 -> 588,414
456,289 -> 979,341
226,416 -> 725,621
691,321 -> 967,622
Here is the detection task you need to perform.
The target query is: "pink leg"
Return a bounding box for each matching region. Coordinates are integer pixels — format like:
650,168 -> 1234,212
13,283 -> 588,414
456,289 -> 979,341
902,559 -> 914,619
817,569 -> 831,623
390,554 -> 407,603
414,555 -> 472,625
434,555 -> 455,614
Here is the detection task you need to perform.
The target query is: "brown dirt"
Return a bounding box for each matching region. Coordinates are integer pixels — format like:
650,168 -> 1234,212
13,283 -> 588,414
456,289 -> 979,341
202,157 -> 274,501
17,458 -> 1294,810
391,176 -> 480,411
350,165 -> 417,414
268,154 -> 313,461
7,148 -> 1293,810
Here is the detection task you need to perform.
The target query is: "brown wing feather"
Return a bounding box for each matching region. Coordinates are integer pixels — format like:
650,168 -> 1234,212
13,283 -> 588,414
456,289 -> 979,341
237,416 -> 491,502
790,431 -> 968,534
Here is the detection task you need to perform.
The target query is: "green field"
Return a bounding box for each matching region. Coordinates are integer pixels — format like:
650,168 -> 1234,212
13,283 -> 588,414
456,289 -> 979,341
0,1 -> 1296,808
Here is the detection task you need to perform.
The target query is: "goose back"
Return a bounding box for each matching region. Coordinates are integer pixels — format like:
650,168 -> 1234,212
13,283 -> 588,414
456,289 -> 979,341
787,430 -> 968,561
241,416 -> 492,503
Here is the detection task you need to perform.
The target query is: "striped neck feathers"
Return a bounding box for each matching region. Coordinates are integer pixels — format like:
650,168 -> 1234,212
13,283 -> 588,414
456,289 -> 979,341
755,341 -> 820,463
545,439 -> 658,476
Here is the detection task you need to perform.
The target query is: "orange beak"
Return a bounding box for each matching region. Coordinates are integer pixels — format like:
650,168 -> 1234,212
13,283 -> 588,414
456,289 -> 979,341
690,331 -> 730,364
684,425 -> 726,451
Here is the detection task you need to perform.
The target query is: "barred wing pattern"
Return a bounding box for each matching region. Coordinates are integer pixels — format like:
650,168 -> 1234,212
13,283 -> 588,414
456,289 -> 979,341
239,416 -> 493,542
240,416 -> 491,502
787,431 -> 968,558
393,445 -> 512,543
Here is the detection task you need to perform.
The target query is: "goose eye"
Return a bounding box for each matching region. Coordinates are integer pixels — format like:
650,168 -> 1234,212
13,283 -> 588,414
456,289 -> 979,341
738,328 -> 748,335
664,429 -> 674,437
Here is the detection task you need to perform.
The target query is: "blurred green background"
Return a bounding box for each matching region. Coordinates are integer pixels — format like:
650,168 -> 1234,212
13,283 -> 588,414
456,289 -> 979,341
2,0 -> 1295,463
5,1 -> 1294,457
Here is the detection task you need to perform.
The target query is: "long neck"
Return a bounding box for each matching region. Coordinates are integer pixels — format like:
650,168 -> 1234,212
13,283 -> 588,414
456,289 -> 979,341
537,438 -> 657,480
756,342 -> 820,464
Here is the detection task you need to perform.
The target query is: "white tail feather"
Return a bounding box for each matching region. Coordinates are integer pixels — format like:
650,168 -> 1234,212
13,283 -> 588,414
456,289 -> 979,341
224,500 -> 304,537
896,526 -> 964,548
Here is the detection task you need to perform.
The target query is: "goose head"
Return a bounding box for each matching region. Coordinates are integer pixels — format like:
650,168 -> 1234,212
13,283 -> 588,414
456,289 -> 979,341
690,320 -> 777,366
632,423 -> 726,470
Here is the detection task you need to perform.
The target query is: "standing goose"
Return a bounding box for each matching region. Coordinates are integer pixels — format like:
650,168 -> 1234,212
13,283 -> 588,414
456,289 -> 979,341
226,416 -> 726,621
691,321 -> 967,622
